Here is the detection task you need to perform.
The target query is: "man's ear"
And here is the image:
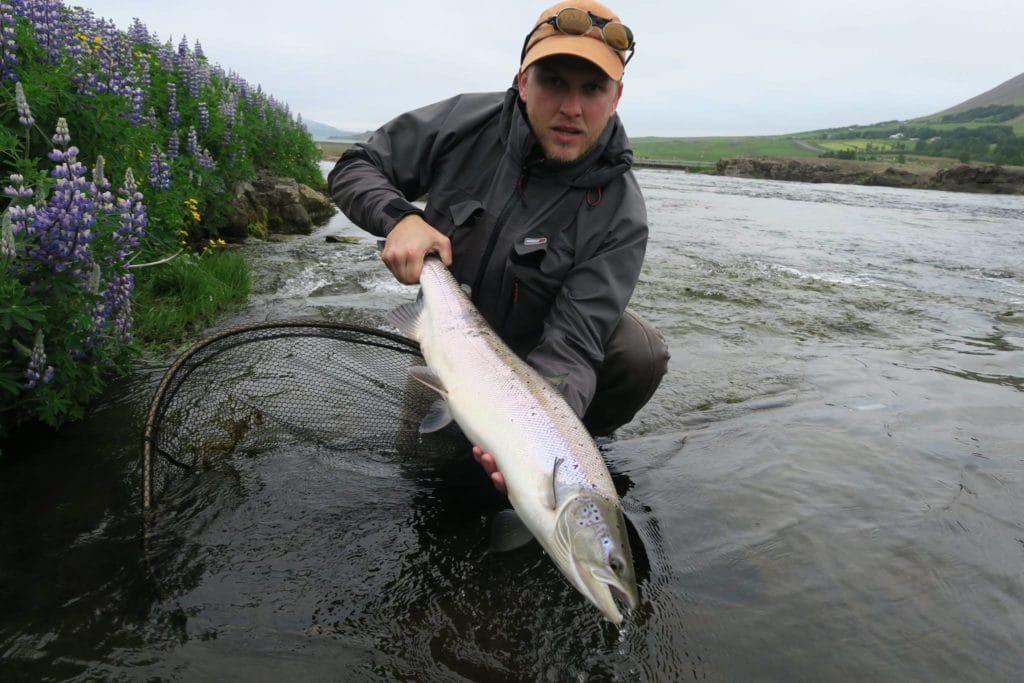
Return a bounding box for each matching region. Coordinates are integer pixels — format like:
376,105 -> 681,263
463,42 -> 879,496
517,68 -> 529,102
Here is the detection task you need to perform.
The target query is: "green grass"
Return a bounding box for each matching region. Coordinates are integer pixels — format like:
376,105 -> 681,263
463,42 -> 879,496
631,136 -> 820,163
133,251 -> 251,347
317,140 -> 352,160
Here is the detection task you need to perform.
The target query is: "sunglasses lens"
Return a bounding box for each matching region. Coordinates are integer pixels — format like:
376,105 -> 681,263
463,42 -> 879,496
555,7 -> 592,35
603,22 -> 633,50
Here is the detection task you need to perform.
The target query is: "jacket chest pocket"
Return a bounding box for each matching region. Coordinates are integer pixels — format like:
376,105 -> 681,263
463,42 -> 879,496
432,198 -> 494,286
500,238 -> 565,353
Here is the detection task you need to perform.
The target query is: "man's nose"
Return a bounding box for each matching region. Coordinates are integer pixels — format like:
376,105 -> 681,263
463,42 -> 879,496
559,88 -> 583,117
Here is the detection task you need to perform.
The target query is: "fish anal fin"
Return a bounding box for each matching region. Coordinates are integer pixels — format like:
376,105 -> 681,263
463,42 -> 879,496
419,398 -> 454,433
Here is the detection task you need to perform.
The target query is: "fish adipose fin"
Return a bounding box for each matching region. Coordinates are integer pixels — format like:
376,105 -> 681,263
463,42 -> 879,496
418,398 -> 454,433
387,296 -> 424,340
489,509 -> 536,552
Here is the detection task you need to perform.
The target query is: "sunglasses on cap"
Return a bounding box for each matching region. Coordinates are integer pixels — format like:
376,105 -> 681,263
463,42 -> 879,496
520,7 -> 636,66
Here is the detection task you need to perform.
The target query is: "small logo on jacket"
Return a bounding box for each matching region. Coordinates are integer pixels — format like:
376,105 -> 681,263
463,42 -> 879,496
523,237 -> 547,246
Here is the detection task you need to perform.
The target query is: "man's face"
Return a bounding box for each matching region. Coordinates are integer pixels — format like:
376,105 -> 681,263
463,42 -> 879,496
518,56 -> 624,163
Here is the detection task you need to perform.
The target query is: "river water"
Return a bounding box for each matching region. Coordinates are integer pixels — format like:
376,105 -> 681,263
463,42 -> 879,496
2,168 -> 1022,681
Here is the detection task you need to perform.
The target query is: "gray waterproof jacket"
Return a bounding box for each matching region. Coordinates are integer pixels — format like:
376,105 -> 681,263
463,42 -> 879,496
328,85 -> 647,416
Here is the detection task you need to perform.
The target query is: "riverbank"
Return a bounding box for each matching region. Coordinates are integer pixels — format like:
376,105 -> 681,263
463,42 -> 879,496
314,140 -> 1024,194
716,156 -> 1024,194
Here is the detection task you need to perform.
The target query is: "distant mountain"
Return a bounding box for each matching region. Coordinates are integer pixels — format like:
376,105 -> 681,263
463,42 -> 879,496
302,119 -> 370,141
932,71 -> 1024,116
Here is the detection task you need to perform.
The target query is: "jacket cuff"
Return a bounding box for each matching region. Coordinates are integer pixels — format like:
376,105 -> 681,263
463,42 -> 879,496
381,197 -> 424,234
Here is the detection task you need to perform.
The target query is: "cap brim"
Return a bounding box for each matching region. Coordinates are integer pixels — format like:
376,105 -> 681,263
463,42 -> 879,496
520,34 -> 625,81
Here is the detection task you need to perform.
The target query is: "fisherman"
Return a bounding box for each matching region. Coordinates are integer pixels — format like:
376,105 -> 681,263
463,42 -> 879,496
328,0 -> 669,490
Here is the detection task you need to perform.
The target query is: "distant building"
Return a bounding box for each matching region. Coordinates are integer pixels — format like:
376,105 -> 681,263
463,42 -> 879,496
889,133 -> 905,139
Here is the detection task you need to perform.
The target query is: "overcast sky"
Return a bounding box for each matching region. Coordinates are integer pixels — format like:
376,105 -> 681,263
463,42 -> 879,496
78,0 -> 1023,137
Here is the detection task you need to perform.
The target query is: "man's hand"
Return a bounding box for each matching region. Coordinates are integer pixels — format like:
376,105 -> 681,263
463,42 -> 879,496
381,214 -> 452,284
472,446 -> 507,496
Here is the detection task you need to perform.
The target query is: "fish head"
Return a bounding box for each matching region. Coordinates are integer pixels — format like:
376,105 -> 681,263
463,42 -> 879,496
554,491 -> 638,624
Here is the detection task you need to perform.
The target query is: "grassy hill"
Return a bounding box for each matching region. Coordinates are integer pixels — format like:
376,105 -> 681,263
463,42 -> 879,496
930,71 -> 1024,116
629,71 -> 1024,169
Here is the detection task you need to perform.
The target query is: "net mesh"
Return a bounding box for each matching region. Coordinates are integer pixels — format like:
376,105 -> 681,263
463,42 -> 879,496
142,320 -> 466,509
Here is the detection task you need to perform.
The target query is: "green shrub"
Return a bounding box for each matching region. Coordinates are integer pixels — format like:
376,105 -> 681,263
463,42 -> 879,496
0,2 -> 319,437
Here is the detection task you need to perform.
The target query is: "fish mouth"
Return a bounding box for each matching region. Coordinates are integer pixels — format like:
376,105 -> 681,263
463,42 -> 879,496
580,565 -> 639,625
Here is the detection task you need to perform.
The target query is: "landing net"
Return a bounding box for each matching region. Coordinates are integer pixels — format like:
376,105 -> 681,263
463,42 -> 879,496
141,320 -> 462,509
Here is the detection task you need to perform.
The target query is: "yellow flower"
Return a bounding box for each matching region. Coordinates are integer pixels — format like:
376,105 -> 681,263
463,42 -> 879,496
184,198 -> 201,222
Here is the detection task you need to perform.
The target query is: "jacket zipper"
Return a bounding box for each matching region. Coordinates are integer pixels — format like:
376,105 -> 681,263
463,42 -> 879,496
470,162 -> 532,301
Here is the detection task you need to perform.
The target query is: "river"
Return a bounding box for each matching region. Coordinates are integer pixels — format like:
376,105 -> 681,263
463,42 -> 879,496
1,167 -> 1022,681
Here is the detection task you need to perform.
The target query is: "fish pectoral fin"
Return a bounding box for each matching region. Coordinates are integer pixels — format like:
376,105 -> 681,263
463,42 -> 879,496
418,398 -> 454,433
387,297 -> 424,340
489,509 -> 536,552
408,366 -> 447,396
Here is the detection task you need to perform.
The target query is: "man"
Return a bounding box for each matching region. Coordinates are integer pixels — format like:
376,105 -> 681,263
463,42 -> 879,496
329,1 -> 668,490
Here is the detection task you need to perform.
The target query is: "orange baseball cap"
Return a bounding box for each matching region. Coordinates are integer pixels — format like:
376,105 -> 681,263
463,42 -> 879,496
520,1 -> 633,81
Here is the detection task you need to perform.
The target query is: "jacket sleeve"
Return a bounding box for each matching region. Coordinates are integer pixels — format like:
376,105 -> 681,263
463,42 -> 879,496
526,176 -> 648,416
327,97 -> 457,237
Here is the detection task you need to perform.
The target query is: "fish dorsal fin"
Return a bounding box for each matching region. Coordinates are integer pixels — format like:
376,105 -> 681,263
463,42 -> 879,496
546,457 -> 564,510
387,295 -> 424,340
418,398 -> 453,433
489,509 -> 535,552
408,366 -> 446,396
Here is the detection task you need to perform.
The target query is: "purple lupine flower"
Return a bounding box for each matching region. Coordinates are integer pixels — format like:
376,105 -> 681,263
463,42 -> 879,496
0,0 -> 18,82
4,173 -> 33,199
23,330 -> 55,389
114,167 -> 147,260
198,148 -> 215,170
156,37 -> 174,71
92,155 -> 114,213
167,81 -> 179,128
21,0 -> 67,65
184,56 -> 201,97
51,116 -> 71,147
1,208 -> 15,260
104,271 -> 134,341
222,93 -> 237,145
15,82 -> 33,125
194,39 -> 204,60
167,130 -> 179,158
128,86 -> 145,126
198,101 -> 209,133
128,17 -> 150,45
186,126 -> 199,156
28,118 -> 97,275
148,145 -> 171,190
138,53 -> 150,90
